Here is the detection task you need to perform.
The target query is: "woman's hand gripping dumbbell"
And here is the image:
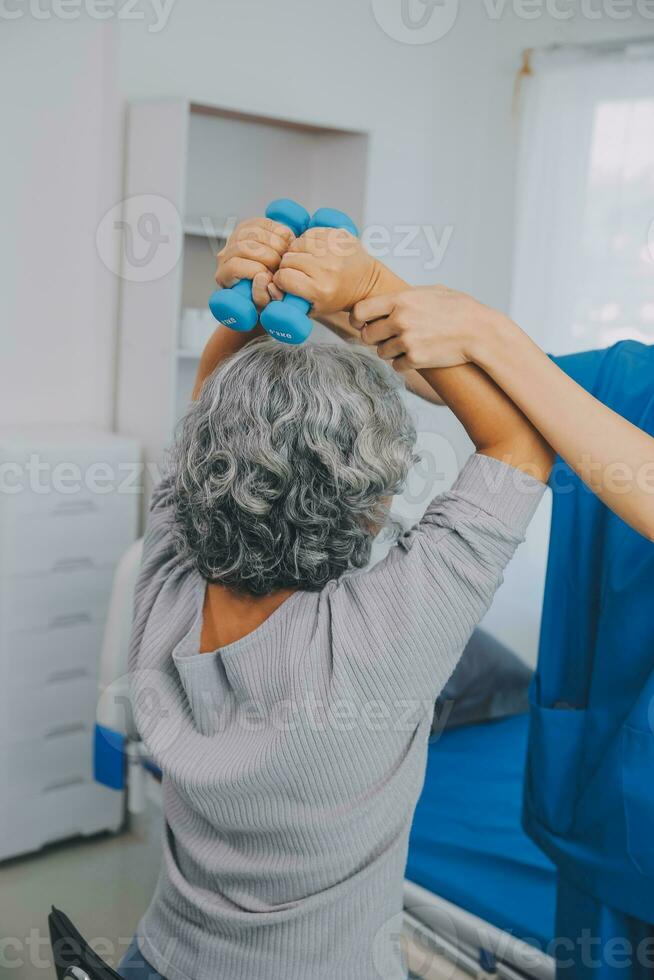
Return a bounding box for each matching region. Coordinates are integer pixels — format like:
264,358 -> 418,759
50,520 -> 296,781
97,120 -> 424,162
209,199 -> 308,332
213,211 -> 396,342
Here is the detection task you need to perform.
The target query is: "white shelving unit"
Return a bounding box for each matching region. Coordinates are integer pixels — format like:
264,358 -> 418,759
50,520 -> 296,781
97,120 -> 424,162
115,99 -> 369,505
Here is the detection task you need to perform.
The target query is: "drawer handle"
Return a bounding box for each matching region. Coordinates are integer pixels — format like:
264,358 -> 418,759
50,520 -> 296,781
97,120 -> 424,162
44,722 -> 88,739
52,557 -> 95,574
49,613 -> 92,629
46,668 -> 90,684
43,776 -> 87,793
53,500 -> 96,516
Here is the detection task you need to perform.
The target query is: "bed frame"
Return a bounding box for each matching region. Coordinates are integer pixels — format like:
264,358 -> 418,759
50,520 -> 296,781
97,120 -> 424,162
403,881 -> 555,979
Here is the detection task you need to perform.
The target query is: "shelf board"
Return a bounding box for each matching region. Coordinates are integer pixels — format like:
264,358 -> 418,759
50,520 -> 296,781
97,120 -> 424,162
184,218 -> 231,240
189,101 -> 367,138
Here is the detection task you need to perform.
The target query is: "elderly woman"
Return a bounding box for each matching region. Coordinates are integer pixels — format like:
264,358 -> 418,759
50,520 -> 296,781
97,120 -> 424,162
120,219 -> 653,980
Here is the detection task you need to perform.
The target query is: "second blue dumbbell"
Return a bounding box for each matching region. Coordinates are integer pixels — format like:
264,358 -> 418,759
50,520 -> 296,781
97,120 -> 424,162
260,207 -> 359,345
208,198 -> 310,332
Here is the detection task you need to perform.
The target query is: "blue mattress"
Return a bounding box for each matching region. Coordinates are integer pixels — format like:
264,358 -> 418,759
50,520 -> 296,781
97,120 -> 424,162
406,713 -> 556,950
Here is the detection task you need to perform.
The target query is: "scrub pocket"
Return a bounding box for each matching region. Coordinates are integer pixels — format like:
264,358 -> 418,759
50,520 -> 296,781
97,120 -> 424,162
526,699 -> 587,836
621,725 -> 654,876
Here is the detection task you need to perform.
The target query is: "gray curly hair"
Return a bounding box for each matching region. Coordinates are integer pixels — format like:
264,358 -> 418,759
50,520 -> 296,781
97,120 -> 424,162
170,339 -> 417,595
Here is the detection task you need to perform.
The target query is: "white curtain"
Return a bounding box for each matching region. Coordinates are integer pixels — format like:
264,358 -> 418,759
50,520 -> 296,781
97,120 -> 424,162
511,46 -> 654,355
482,45 -> 654,667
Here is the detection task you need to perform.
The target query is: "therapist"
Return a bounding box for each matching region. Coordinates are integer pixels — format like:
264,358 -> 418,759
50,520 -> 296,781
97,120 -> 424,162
522,342 -> 654,980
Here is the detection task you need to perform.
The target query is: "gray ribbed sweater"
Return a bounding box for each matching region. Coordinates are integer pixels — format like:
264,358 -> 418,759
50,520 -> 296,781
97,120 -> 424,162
129,453 -> 544,980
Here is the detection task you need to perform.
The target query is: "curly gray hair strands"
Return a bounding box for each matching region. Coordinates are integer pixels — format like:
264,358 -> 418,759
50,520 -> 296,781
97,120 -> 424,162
170,340 -> 417,595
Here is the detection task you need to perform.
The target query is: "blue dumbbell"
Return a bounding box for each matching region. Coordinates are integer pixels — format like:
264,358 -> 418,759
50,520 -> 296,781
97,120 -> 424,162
208,198 -> 311,332
260,207 -> 359,345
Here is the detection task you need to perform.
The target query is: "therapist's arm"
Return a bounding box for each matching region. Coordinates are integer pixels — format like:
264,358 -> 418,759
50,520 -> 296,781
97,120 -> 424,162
351,284 -> 654,541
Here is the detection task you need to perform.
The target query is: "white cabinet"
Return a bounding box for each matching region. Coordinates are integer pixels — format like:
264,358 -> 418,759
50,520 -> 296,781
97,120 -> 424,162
0,426 -> 140,861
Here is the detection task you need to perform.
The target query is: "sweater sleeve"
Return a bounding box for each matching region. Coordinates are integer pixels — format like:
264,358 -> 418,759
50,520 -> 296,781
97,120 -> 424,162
128,474 -> 180,674
330,453 -> 546,702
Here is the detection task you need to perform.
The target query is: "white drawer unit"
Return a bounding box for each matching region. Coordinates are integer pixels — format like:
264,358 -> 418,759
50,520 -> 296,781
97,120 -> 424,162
0,673 -> 98,744
3,495 -> 136,576
2,564 -> 116,634
3,617 -> 106,692
0,425 -> 140,860
0,781 -> 123,863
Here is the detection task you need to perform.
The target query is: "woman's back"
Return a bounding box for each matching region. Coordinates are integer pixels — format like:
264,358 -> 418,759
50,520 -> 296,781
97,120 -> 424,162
129,452 -> 544,980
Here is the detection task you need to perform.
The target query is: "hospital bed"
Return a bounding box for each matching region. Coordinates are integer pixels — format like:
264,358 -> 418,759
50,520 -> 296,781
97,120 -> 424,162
403,716 -> 556,978
94,539 -> 557,980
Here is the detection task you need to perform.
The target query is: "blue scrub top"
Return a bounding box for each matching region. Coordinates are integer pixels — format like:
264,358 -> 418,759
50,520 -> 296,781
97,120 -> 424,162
523,340 -> 654,923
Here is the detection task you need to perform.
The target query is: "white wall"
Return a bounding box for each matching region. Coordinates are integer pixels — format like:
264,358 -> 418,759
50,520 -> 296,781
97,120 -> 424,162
3,1 -> 652,427
0,17 -> 121,427
116,1 -> 654,303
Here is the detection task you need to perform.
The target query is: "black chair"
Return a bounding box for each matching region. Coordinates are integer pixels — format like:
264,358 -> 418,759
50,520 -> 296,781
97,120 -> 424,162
49,907 -> 122,980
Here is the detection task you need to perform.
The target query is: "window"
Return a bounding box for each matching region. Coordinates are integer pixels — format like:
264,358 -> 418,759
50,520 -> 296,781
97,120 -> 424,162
510,46 -> 654,355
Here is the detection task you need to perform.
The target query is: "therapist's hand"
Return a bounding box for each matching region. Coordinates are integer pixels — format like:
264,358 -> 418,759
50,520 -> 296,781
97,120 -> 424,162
215,218 -> 293,310
350,285 -> 504,371
273,228 -> 393,315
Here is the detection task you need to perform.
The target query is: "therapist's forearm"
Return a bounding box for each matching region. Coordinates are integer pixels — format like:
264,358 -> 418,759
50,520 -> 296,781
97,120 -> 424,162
315,311 -> 445,405
355,272 -> 553,481
192,323 -> 264,399
472,317 -> 654,541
